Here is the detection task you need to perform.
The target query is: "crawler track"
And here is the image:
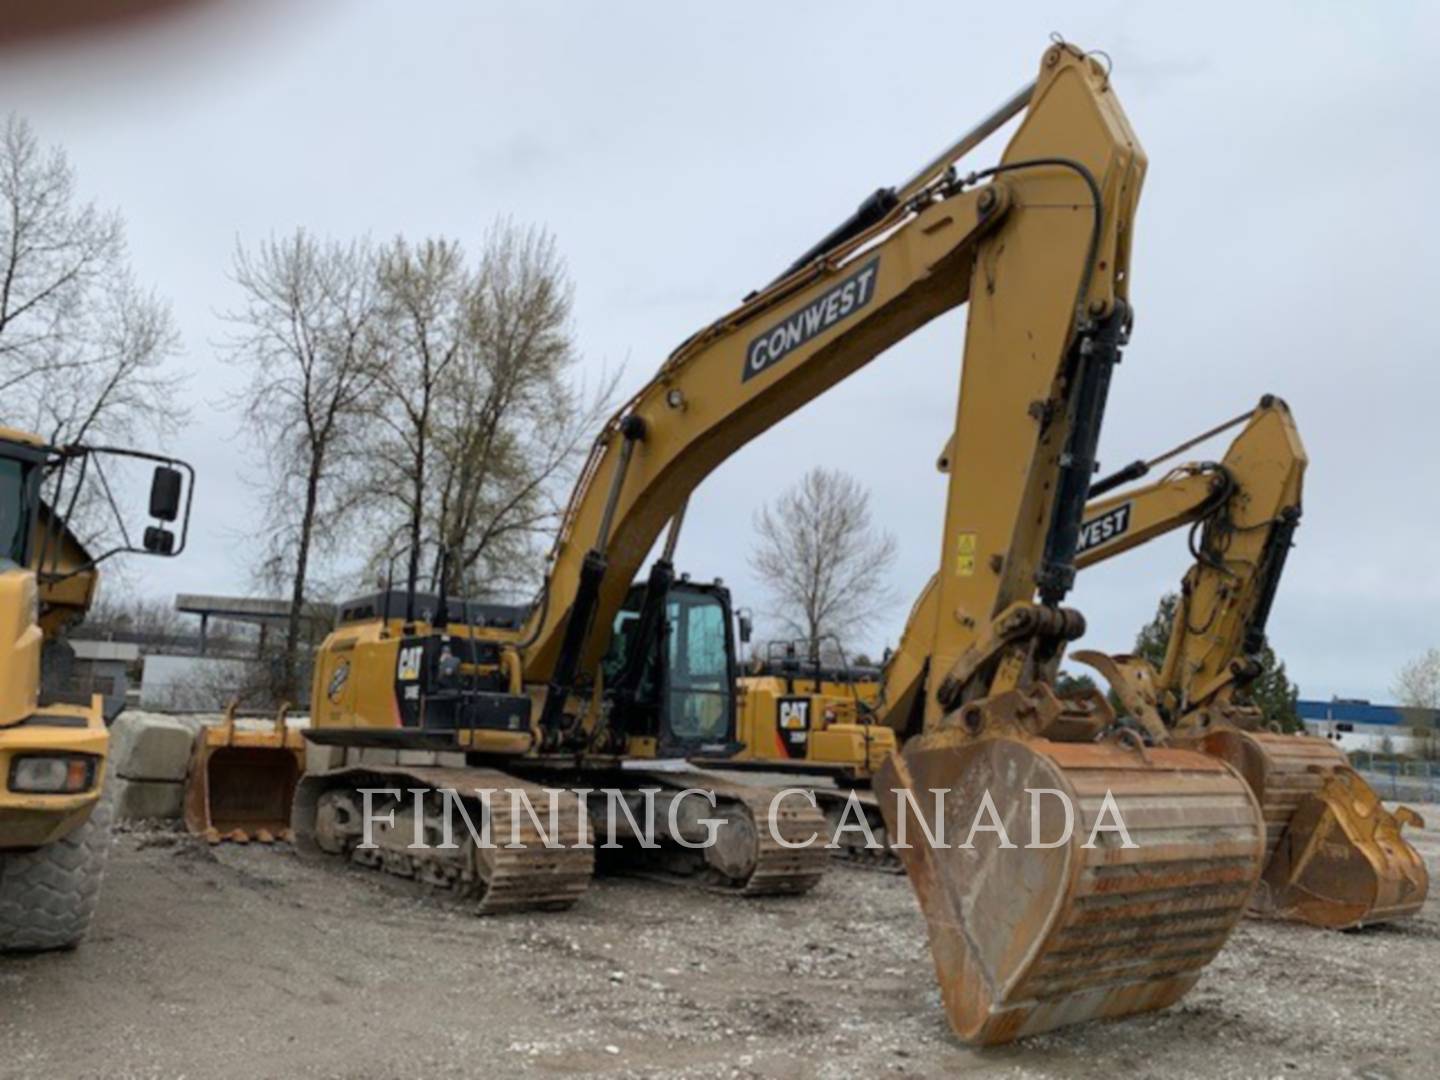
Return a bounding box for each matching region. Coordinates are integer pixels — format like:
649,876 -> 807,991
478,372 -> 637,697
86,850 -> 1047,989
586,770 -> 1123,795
291,765 -> 594,915
639,771 -> 831,896
813,788 -> 903,873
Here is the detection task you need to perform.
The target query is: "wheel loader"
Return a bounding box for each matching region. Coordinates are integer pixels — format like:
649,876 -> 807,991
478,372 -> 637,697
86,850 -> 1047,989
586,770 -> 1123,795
0,429 -> 192,951
282,39 -> 1283,1044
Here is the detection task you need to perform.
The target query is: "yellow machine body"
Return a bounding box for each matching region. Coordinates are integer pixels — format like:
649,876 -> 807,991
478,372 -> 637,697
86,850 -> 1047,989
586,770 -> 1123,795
2,426 -> 190,951
732,670 -> 889,780
188,609 -> 532,843
308,612 -> 543,758
0,433 -> 107,855
0,701 -> 106,851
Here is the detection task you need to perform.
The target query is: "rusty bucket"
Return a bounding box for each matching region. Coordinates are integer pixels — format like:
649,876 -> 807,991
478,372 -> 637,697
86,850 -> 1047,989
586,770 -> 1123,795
183,702 -> 306,844
876,730 -> 1264,1045
1262,768 -> 1427,928
1197,730 -> 1428,928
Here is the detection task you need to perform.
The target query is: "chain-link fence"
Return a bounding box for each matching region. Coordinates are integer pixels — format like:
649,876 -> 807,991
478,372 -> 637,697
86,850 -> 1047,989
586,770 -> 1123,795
1348,751 -> 1440,803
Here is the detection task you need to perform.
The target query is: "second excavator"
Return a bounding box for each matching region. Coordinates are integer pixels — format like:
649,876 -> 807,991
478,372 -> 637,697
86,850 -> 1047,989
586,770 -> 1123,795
1073,396 -> 1428,929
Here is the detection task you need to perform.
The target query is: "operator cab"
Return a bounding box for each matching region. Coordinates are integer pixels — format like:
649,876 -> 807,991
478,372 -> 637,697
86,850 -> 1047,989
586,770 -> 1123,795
602,578 -> 740,758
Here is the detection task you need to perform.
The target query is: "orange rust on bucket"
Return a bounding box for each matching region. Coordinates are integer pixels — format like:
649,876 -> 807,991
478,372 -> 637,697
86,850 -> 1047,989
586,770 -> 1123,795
875,732 -> 1264,1046
183,702 -> 306,844
1193,729 -> 1428,928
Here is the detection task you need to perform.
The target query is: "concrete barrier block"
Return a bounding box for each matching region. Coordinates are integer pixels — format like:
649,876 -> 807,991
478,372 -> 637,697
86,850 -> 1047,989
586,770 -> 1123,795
110,777 -> 185,821
110,713 -> 197,783
355,748 -> 398,767
307,743 -> 346,772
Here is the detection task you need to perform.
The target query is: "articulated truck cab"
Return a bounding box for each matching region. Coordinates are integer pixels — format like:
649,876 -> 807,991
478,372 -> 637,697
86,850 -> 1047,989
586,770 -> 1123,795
0,429 -> 191,950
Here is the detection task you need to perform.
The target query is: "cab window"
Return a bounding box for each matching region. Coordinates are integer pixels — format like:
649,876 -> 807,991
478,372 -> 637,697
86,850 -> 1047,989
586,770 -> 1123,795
0,458 -> 33,569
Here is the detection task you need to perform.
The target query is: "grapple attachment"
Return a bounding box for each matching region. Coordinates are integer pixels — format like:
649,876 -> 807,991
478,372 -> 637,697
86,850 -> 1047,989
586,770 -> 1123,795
1198,730 -> 1428,928
876,729 -> 1264,1046
183,704 -> 306,844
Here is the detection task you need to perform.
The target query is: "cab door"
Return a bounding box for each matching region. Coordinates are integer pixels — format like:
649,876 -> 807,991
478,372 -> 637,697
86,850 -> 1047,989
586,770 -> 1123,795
657,585 -> 737,757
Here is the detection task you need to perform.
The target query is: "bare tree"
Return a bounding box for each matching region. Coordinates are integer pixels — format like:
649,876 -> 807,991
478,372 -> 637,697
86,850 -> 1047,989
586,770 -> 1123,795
222,230 -> 379,695
0,115 -> 184,446
1394,647 -> 1440,760
0,114 -> 185,556
365,236 -> 467,596
74,593 -> 191,649
749,466 -> 897,648
430,223 -> 615,597
358,222 -> 615,601
1394,647 -> 1440,709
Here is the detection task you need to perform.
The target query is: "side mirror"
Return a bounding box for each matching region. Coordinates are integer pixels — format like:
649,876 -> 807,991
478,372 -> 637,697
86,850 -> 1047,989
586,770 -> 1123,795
738,613 -> 753,644
143,525 -> 175,554
149,465 -> 183,522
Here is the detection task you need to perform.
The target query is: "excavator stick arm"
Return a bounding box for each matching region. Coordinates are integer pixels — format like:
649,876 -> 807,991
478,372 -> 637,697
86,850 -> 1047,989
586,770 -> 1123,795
861,45 -> 1256,1046
1075,467 -> 1225,569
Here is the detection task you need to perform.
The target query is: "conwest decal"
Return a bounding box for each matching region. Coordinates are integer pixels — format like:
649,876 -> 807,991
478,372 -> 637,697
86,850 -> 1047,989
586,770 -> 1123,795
1076,502 -> 1132,555
742,258 -> 879,382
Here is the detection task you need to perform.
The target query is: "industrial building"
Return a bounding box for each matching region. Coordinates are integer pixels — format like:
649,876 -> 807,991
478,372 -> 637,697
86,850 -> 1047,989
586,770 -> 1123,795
1299,698 -> 1440,756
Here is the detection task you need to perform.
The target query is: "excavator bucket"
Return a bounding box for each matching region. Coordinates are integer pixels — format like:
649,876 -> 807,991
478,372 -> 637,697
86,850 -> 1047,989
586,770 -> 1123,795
183,703 -> 306,844
1197,730 -> 1428,928
876,731 -> 1264,1046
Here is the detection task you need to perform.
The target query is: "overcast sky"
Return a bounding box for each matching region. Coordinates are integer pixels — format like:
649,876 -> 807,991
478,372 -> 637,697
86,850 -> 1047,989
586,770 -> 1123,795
2,2 -> 1436,702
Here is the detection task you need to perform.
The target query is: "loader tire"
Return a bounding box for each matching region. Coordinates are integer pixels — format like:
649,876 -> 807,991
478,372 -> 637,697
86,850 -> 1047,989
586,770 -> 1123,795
0,787 -> 114,952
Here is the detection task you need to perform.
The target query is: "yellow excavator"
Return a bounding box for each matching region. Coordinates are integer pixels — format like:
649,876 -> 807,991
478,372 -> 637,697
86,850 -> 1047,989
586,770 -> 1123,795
1072,396 -> 1428,929
288,40 -> 1269,1044
0,428 -> 192,950
730,637 -> 890,783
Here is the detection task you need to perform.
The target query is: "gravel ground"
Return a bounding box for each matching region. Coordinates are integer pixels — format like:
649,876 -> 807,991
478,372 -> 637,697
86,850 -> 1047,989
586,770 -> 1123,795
2,807 -> 1437,1079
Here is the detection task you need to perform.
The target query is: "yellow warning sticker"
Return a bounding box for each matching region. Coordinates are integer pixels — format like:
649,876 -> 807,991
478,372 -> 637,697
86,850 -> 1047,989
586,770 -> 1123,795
956,532 -> 977,576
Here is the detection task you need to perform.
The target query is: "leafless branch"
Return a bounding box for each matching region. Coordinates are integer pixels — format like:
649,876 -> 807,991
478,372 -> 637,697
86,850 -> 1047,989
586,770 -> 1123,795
220,229 -> 379,693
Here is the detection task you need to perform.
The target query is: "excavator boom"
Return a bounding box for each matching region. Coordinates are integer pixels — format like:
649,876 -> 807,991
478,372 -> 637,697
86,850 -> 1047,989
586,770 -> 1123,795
521,41 -> 1138,726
